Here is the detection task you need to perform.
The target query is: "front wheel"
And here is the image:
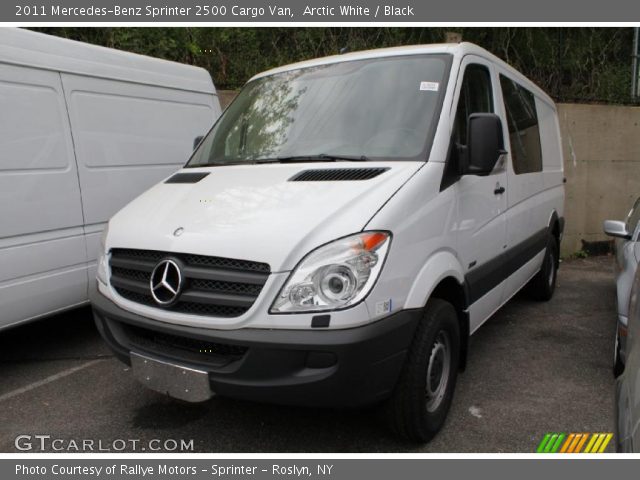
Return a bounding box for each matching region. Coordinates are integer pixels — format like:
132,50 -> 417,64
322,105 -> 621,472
385,298 -> 460,443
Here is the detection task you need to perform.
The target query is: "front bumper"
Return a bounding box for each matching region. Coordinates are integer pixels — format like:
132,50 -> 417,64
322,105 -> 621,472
91,290 -> 421,407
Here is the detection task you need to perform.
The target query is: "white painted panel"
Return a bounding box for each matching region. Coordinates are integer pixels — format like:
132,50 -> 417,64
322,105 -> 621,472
0,228 -> 85,283
61,73 -> 219,226
470,251 -> 544,335
0,29 -> 216,95
505,250 -> 545,301
0,63 -> 88,327
0,64 -> 84,238
469,281 -> 506,334
106,162 -> 422,273
71,92 -> 213,169
84,222 -> 105,265
0,266 -> 88,330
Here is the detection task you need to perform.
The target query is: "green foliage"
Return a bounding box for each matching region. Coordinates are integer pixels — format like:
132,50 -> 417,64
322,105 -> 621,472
29,27 -> 637,103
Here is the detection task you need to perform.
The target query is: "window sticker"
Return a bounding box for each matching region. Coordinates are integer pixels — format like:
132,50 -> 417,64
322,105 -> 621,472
420,81 -> 439,91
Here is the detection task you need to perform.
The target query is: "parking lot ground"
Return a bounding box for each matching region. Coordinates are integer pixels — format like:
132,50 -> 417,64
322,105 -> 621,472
0,256 -> 617,453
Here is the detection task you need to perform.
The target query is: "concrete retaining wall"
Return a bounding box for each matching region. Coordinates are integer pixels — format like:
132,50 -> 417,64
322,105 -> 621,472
558,103 -> 640,256
217,91 -> 640,256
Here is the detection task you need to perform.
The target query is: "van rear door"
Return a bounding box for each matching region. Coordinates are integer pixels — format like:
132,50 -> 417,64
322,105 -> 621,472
0,64 -> 87,329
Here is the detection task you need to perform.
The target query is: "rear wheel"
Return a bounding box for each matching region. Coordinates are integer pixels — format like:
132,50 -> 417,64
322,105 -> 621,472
526,234 -> 558,301
613,329 -> 624,377
385,298 -> 460,443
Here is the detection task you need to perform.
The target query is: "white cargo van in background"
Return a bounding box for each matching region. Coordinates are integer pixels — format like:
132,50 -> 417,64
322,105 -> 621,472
0,28 -> 222,330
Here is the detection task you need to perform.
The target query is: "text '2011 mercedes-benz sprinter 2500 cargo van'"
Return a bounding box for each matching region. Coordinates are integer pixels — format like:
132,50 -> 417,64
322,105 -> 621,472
92,43 -> 565,442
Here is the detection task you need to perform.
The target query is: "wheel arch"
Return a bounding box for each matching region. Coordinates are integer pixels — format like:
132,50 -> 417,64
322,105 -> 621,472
405,251 -> 470,370
548,210 -> 560,240
548,210 -> 562,267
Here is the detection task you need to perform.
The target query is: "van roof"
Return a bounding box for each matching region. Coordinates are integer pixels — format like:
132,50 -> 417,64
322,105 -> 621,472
250,42 -> 553,105
0,28 -> 215,94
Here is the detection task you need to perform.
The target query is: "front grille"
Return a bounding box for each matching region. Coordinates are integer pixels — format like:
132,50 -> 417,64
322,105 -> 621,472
190,278 -> 263,296
109,249 -> 270,318
117,322 -> 248,367
182,253 -> 270,272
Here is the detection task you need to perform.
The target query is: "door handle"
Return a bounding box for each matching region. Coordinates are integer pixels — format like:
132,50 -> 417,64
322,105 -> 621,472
494,186 -> 506,195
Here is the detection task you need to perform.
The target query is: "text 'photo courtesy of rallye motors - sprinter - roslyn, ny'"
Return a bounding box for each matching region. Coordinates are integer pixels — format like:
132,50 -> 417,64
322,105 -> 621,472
14,463 -> 324,476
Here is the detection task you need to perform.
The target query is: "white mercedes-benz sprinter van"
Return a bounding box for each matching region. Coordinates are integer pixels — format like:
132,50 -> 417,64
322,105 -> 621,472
92,43 -> 565,442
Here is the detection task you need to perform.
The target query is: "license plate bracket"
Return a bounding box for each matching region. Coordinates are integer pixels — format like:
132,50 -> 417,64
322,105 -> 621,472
130,352 -> 213,402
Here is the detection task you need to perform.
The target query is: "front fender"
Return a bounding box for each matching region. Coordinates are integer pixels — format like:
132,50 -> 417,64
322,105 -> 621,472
404,250 -> 466,309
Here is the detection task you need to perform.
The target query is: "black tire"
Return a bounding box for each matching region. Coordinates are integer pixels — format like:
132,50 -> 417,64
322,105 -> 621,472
613,329 -> 624,378
526,234 -> 558,301
385,298 -> 460,443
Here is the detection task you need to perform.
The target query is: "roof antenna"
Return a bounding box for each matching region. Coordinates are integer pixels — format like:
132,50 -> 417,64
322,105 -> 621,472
339,46 -> 350,55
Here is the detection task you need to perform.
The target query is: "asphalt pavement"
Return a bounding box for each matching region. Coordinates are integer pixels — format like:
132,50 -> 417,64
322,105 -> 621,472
0,256 -> 618,452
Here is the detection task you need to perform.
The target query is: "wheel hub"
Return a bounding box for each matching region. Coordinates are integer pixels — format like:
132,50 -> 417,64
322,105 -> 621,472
426,330 -> 451,412
547,251 -> 555,287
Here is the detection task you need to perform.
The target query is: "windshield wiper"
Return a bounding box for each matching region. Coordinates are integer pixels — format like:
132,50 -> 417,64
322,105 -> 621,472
189,161 -> 258,167
189,154 -> 371,168
266,154 -> 370,163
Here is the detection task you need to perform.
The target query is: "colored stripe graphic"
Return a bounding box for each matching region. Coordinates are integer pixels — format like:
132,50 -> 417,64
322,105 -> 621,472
563,433 -> 586,453
584,433 -> 613,453
574,433 -> 589,453
550,433 -> 565,453
537,433 -> 566,453
584,433 -> 598,453
544,433 -> 558,453
537,433 -> 613,453
536,433 -> 551,453
559,433 -> 575,453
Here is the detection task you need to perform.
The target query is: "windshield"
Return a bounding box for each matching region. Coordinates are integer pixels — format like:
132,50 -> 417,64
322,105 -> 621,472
187,54 -> 451,167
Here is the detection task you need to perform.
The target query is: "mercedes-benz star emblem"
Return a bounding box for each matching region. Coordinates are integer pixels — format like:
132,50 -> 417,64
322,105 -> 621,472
149,259 -> 183,306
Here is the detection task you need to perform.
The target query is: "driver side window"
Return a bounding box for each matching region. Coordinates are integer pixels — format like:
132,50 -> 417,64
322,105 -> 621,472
441,64 -> 494,190
453,64 -> 494,145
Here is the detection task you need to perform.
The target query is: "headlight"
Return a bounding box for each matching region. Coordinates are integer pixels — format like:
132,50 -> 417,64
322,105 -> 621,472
270,231 -> 391,313
96,225 -> 109,285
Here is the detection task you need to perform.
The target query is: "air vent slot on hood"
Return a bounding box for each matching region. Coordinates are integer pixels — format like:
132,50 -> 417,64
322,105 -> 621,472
165,172 -> 210,184
289,168 -> 389,182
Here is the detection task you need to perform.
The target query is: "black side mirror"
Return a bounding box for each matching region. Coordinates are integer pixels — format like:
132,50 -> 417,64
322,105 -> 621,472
464,113 -> 506,176
193,135 -> 204,150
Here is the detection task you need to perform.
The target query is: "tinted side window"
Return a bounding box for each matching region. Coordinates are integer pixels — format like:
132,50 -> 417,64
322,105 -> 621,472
441,64 -> 493,190
500,76 -> 543,174
453,65 -> 494,146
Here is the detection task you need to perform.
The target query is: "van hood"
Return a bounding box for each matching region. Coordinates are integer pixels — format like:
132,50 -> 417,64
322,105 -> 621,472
107,162 -> 421,272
